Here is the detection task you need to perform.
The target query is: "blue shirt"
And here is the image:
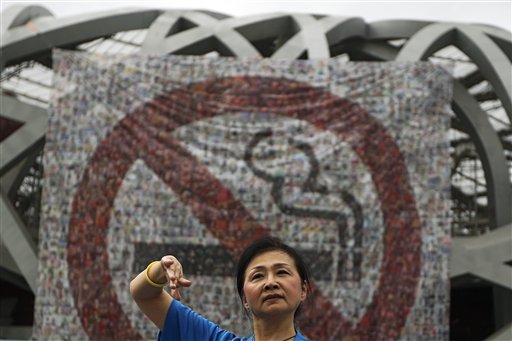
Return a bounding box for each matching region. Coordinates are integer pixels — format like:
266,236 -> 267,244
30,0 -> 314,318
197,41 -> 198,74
158,299 -> 310,341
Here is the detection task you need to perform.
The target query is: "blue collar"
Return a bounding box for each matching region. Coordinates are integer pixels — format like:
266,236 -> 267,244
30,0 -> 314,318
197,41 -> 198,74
249,330 -> 309,341
295,331 -> 310,341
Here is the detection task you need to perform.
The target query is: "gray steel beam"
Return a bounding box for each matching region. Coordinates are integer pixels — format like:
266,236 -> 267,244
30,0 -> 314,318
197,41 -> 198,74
142,10 -> 260,56
451,81 -> 512,228
0,238 -> 24,276
272,15 -> 365,59
0,95 -> 47,177
0,189 -> 37,292
145,13 -> 366,59
478,24 -> 512,58
324,17 -> 365,46
0,155 -> 28,195
143,12 -> 364,58
455,26 -> 512,121
396,23 -> 512,122
286,14 -> 330,58
225,13 -> 296,42
1,5 -> 53,32
0,242 -> 31,291
0,149 -> 42,243
395,24 -> 512,228
395,22 -> 458,59
366,20 -> 433,40
1,8 -> 162,69
141,10 -> 188,51
450,223 -> 512,289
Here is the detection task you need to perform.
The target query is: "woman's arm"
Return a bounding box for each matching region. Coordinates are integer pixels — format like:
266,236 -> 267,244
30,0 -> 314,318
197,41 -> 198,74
130,256 -> 192,330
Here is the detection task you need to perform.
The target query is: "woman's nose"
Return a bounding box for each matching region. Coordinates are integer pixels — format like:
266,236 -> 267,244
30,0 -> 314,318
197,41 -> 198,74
263,276 -> 279,290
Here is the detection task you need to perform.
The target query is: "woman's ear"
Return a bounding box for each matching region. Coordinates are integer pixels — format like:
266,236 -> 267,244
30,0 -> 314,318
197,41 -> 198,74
300,281 -> 308,301
243,296 -> 250,309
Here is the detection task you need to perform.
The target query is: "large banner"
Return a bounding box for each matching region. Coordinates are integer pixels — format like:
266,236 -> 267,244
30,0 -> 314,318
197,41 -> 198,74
34,50 -> 452,340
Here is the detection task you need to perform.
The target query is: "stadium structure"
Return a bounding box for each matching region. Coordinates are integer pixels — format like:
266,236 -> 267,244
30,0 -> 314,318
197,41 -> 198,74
0,5 -> 511,340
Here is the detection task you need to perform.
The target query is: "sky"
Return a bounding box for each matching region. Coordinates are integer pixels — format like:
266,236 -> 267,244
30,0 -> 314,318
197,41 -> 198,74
1,0 -> 511,31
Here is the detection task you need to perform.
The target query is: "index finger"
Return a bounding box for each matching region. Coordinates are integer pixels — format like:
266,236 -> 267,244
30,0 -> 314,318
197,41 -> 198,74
178,277 -> 193,287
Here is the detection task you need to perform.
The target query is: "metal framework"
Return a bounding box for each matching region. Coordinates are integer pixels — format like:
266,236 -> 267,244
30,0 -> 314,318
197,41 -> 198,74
1,5 -> 511,339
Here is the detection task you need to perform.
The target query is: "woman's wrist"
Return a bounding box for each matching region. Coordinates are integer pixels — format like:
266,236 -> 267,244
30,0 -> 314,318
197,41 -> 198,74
145,261 -> 167,288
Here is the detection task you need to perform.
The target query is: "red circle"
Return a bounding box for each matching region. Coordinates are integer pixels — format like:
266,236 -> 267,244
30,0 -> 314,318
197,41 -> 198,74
68,77 -> 421,340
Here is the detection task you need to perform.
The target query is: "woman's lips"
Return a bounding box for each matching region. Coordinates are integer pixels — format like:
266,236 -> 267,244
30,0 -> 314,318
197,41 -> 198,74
263,294 -> 284,302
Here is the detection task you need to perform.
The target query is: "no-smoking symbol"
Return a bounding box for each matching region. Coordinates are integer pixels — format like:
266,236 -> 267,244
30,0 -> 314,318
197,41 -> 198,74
68,77 -> 421,340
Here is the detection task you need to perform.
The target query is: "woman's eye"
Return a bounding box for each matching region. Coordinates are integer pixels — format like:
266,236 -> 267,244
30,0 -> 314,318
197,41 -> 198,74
251,274 -> 263,280
278,270 -> 290,275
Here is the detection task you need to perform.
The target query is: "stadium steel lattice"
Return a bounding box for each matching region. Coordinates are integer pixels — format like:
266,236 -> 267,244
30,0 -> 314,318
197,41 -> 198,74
0,4 -> 511,340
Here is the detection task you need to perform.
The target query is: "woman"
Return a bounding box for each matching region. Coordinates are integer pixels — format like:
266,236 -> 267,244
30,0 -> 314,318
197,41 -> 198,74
130,236 -> 312,341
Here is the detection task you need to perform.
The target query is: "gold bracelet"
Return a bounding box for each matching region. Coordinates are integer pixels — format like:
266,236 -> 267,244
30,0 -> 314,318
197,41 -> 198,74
145,261 -> 167,288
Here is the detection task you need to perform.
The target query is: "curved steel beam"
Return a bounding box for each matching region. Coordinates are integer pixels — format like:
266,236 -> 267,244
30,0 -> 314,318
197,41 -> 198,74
396,23 -> 512,121
271,15 -> 366,59
451,81 -> 512,228
395,22 -> 458,59
290,14 -> 331,58
395,23 -> 512,227
0,190 -> 37,292
366,20 -> 433,40
142,10 -> 260,56
271,14 -> 329,59
450,222 -> 512,289
1,5 -> 53,32
141,10 -> 189,51
477,24 -> 512,58
1,8 -> 162,69
324,16 -> 365,46
226,13 -> 297,42
0,95 -> 47,176
455,25 -> 512,120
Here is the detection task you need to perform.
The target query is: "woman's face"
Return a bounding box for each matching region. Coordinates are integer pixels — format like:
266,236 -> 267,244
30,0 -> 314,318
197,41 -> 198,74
243,250 -> 307,319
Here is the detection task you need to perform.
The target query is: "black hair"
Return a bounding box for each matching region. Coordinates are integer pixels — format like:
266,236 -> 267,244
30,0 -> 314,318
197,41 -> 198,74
235,236 -> 312,319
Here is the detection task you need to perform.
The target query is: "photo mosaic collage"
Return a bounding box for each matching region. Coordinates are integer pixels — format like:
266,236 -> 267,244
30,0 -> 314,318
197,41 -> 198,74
33,50 -> 453,340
